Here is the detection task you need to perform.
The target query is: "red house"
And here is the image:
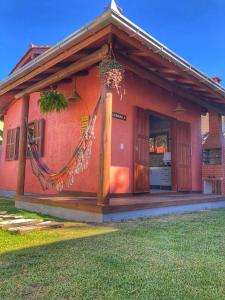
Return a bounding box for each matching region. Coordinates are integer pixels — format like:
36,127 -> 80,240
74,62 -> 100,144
0,1 -> 225,222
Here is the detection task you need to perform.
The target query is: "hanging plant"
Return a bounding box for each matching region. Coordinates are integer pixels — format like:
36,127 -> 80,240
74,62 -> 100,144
38,89 -> 68,113
99,59 -> 124,92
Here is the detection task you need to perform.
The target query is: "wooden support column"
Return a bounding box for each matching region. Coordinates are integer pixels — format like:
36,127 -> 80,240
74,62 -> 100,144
16,94 -> 30,196
97,86 -> 112,206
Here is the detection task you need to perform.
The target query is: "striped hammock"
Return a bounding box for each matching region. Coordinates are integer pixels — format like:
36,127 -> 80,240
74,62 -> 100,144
27,95 -> 101,191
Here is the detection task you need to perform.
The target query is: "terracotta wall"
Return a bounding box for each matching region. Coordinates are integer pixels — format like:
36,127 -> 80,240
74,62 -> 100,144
0,67 -> 102,194
0,100 -> 21,191
110,71 -> 202,193
0,68 -> 203,195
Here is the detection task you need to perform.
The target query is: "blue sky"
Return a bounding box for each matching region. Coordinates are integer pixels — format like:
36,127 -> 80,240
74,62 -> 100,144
0,0 -> 224,83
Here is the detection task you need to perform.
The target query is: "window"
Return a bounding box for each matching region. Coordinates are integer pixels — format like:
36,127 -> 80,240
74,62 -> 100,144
5,128 -> 20,161
203,148 -> 222,165
28,119 -> 45,157
149,134 -> 168,154
5,119 -> 45,161
222,116 -> 225,133
149,137 -> 155,153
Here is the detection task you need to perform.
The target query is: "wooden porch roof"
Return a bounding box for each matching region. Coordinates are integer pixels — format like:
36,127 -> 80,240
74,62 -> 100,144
0,5 -> 225,115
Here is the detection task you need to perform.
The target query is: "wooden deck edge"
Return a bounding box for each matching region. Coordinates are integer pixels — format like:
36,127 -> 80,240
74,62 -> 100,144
103,196 -> 225,213
15,196 -> 104,213
14,195 -> 225,214
15,197 -> 225,223
15,201 -> 104,223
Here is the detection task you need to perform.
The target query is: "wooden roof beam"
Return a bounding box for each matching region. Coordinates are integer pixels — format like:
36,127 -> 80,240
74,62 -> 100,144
0,25 -> 113,96
15,44 -> 109,100
177,78 -> 197,85
123,52 -> 160,71
117,53 -> 225,114
124,49 -> 151,57
158,68 -> 181,76
124,52 -> 225,105
112,26 -> 224,102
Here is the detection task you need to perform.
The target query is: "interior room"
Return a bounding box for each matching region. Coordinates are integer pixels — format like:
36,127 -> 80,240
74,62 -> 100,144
149,115 -> 172,192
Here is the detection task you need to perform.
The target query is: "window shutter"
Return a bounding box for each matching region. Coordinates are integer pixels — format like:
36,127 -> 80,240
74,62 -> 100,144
15,127 -> 20,160
5,129 -> 11,160
33,119 -> 45,157
5,128 -> 20,161
38,118 -> 45,157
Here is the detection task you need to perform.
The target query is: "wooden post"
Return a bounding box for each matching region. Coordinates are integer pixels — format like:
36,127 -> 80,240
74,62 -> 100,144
16,94 -> 30,196
97,86 -> 112,206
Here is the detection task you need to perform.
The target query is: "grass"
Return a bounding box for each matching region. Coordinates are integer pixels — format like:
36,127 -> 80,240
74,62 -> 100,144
1,199 -> 225,299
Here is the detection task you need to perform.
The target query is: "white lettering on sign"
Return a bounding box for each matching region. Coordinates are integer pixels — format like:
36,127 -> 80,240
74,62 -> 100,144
112,112 -> 127,121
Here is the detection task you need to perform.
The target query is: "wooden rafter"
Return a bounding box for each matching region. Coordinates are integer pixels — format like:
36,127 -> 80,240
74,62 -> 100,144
117,53 -> 225,114
15,44 -> 109,100
125,53 -> 224,105
0,25 -> 113,97
111,25 -> 225,104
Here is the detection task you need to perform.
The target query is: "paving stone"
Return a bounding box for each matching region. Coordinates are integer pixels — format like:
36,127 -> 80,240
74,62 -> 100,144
0,218 -> 42,228
0,214 -> 23,220
8,221 -> 64,233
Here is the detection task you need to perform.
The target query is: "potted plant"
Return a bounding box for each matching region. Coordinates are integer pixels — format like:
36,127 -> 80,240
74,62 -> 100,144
99,59 -> 124,92
38,88 -> 68,113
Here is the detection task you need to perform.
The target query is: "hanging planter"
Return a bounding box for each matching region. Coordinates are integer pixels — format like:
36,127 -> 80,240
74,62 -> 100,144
38,89 -> 68,114
99,59 -> 124,92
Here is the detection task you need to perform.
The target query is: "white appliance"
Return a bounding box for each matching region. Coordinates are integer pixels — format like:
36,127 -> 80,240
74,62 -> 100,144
150,166 -> 172,187
163,152 -> 171,166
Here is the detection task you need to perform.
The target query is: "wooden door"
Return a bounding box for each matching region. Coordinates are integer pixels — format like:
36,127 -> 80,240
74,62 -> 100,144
172,120 -> 192,191
133,107 -> 150,192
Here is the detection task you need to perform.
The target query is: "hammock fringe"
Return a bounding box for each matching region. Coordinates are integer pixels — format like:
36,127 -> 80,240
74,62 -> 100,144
27,95 -> 102,191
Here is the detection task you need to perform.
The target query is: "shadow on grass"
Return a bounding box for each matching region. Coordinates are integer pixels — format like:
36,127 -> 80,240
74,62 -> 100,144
1,208 -> 225,299
0,228 -> 121,299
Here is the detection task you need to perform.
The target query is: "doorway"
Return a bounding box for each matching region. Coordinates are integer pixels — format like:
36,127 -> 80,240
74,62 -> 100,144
133,107 -> 192,193
149,115 -> 172,192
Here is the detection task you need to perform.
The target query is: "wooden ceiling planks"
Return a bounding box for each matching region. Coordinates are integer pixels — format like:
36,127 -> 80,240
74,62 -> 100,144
117,53 -> 225,114
111,25 -> 225,106
14,44 -> 109,100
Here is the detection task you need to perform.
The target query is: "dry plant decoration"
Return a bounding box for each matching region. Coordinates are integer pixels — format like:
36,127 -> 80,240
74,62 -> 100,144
99,59 -> 125,95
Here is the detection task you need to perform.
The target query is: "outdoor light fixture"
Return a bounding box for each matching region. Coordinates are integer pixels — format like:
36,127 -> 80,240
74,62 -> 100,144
174,102 -> 186,114
68,89 -> 82,102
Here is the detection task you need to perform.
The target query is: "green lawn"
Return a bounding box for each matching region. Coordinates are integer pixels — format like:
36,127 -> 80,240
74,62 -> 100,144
1,199 -> 225,299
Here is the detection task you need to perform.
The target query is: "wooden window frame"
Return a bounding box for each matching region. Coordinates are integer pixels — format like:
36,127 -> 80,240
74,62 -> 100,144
27,119 -> 45,158
5,127 -> 20,161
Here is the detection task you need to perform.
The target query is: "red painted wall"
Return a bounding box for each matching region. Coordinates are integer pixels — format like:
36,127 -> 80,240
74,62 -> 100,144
0,68 -> 202,195
0,67 -> 102,194
110,71 -> 202,193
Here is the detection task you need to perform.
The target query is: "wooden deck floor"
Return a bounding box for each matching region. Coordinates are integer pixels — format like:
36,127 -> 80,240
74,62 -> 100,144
16,193 -> 225,214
